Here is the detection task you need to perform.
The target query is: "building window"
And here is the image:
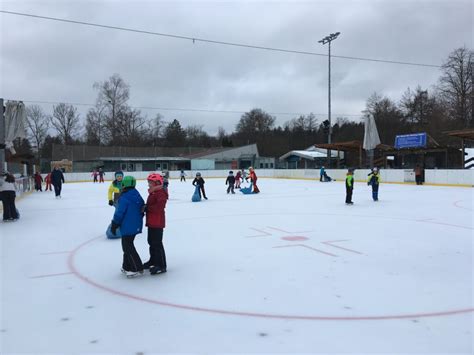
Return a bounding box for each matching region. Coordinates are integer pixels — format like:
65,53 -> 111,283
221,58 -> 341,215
127,163 -> 135,172
270,163 -> 274,168
155,163 -> 161,171
121,163 -> 127,171
265,163 -> 269,168
260,163 -> 263,168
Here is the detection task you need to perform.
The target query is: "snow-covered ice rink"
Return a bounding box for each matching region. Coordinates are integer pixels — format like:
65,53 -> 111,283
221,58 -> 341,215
1,177 -> 473,354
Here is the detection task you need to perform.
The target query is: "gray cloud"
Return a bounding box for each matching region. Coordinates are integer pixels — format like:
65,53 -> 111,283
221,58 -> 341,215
1,0 -> 472,135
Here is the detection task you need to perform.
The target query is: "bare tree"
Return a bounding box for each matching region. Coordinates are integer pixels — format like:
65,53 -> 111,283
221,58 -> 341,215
93,73 -> 131,142
50,103 -> 81,144
25,105 -> 50,157
438,47 -> 473,127
85,106 -> 107,145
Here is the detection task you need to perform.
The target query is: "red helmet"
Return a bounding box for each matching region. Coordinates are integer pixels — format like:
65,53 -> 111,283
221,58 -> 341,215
147,173 -> 163,184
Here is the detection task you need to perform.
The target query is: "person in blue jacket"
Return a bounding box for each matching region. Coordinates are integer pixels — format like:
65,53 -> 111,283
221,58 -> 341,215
110,176 -> 145,277
320,166 -> 325,182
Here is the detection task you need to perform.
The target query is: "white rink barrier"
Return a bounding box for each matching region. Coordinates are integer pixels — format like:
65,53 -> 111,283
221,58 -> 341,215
62,169 -> 473,187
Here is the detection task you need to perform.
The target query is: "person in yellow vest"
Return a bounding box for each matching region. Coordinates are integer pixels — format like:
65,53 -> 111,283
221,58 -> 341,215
345,168 -> 355,205
367,167 -> 381,201
108,171 -> 124,207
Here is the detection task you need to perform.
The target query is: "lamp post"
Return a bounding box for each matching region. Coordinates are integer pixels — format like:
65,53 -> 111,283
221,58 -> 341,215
318,32 -> 340,167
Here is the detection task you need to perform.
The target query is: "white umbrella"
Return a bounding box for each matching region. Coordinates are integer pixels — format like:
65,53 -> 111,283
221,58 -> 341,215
4,101 -> 27,155
363,114 -> 381,167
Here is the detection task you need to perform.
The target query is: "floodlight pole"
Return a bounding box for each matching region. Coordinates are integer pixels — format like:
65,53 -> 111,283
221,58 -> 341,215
319,32 -> 340,167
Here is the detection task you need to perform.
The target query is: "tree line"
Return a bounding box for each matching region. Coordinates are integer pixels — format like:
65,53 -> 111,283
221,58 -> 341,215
22,46 -> 472,160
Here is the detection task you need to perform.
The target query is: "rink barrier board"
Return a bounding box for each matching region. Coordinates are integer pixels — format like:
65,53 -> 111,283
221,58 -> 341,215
57,169 -> 473,187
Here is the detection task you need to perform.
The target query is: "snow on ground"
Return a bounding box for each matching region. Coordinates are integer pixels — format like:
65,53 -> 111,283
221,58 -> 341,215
1,177 -> 473,354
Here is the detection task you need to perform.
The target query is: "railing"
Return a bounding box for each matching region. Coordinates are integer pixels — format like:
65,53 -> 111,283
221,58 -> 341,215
14,176 -> 34,198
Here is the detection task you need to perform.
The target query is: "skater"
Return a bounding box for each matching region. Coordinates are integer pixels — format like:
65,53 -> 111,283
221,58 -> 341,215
110,176 -> 145,277
34,172 -> 43,191
248,167 -> 260,193
107,171 -> 124,207
192,172 -> 208,200
98,168 -> 105,183
414,165 -> 423,185
162,170 -> 169,190
0,172 -> 19,221
225,171 -> 236,194
44,172 -> 52,191
51,165 -> 65,198
143,173 -> 169,275
235,170 -> 242,189
367,167 -> 381,201
345,168 -> 354,205
320,166 -> 325,182
323,171 -> 332,182
241,168 -> 248,182
91,169 -> 99,183
180,170 -> 187,182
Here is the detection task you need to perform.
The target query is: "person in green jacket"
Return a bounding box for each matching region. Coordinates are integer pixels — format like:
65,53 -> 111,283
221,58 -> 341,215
367,167 -> 381,201
108,171 -> 124,206
345,168 -> 354,205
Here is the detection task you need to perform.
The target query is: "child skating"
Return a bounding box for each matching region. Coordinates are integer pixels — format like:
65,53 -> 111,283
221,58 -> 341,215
235,170 -> 242,189
367,167 -> 381,201
110,176 -> 145,277
248,167 -> 260,193
225,171 -> 236,194
107,171 -> 124,207
192,172 -> 208,200
345,168 -> 354,205
143,173 -> 169,275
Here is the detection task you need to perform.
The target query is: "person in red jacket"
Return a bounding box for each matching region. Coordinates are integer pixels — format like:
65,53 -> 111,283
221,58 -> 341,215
248,167 -> 260,193
34,172 -> 43,191
44,172 -> 52,191
143,173 -> 169,275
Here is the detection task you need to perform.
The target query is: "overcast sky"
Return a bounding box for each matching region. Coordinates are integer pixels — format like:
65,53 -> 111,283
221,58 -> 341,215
1,0 -> 472,135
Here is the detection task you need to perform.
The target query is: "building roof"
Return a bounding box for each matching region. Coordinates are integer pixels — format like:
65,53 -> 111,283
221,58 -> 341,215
445,129 -> 474,140
280,150 -> 331,160
99,157 -> 190,162
315,141 -> 392,152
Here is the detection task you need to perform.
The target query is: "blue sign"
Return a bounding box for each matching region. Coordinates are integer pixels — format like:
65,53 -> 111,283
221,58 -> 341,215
394,133 -> 427,149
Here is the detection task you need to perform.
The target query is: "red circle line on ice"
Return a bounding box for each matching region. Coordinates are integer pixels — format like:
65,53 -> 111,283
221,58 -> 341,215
68,210 -> 473,321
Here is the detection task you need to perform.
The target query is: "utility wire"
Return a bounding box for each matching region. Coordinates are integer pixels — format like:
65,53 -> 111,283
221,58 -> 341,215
8,99 -> 363,117
0,10 -> 442,68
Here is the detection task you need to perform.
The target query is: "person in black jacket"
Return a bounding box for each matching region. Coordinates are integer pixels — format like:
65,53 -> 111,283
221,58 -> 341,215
225,171 -> 236,194
51,166 -> 65,198
192,172 -> 208,200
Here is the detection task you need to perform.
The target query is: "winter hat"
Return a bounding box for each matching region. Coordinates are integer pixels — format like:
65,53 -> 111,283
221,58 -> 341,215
121,176 -> 136,189
115,171 -> 124,178
196,172 -> 201,177
229,171 -> 233,175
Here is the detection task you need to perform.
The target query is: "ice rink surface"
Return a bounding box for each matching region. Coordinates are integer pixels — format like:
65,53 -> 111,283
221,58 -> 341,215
1,177 -> 473,354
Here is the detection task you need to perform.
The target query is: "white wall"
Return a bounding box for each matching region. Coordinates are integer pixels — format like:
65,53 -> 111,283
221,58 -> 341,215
62,169 -> 474,186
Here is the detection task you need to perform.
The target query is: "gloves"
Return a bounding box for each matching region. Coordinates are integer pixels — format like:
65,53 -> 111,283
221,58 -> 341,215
110,221 -> 120,235
108,200 -> 114,206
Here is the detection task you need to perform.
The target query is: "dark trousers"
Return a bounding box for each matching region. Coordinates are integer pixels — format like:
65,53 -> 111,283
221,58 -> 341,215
345,187 -> 353,203
372,184 -> 379,201
35,182 -> 42,191
180,176 -> 186,182
415,175 -> 423,185
147,228 -> 167,270
1,191 -> 18,220
53,183 -> 62,197
252,181 -> 260,193
198,186 -> 207,198
121,235 -> 143,272
227,184 -> 235,194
